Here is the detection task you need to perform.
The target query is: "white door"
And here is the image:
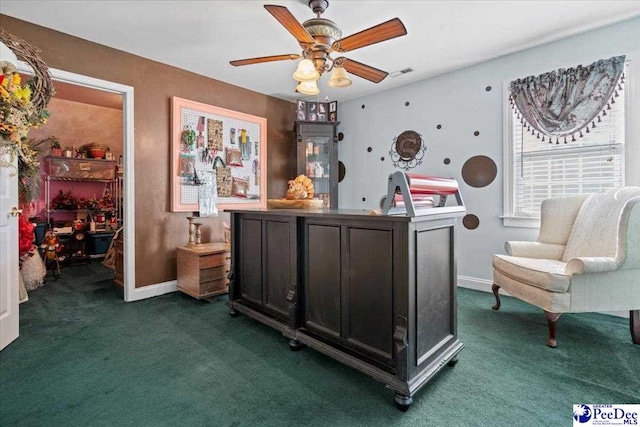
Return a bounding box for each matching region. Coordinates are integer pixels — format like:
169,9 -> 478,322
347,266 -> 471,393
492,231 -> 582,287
0,155 -> 20,351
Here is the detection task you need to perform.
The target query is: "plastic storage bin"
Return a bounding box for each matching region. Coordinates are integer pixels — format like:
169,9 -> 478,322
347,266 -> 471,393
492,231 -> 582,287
46,157 -> 116,180
88,232 -> 113,255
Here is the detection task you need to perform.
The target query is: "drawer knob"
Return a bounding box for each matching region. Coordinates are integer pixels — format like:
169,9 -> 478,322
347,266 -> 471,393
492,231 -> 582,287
225,256 -> 231,260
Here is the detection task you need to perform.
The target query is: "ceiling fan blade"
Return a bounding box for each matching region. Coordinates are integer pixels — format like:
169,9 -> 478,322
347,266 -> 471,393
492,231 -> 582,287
332,18 -> 407,52
264,5 -> 315,45
339,58 -> 389,83
230,54 -> 301,67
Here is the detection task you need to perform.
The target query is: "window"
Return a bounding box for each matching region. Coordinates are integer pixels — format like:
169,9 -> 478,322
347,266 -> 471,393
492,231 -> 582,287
503,73 -> 626,227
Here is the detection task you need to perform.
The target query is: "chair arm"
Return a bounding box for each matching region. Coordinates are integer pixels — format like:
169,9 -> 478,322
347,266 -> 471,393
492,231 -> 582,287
505,241 -> 565,260
621,200 -> 640,271
565,257 -> 620,275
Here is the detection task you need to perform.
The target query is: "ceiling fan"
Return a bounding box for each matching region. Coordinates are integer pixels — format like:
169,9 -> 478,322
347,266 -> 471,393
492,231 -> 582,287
229,0 -> 407,94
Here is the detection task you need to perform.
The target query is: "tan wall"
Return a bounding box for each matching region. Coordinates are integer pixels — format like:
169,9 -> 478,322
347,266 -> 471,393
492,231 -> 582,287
30,98 -> 124,160
0,15 -> 296,287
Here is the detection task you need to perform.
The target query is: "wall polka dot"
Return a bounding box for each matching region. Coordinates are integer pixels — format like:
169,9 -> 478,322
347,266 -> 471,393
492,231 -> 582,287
361,104 -> 366,109
367,147 -> 372,152
463,214 -> 480,230
405,101 -> 410,106
380,156 -> 385,161
444,158 -> 451,165
474,131 -> 480,136
437,124 -> 442,129
485,86 -> 492,92
338,161 -> 346,183
362,197 -> 366,202
338,132 -> 344,141
461,155 -> 497,188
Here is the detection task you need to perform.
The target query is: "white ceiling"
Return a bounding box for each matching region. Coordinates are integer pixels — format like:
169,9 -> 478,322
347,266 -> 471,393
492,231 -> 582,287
3,1 -> 640,103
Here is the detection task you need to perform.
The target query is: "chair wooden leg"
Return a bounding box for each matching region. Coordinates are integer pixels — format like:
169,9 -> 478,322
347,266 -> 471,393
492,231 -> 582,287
544,311 -> 562,348
491,284 -> 501,310
631,310 -> 640,345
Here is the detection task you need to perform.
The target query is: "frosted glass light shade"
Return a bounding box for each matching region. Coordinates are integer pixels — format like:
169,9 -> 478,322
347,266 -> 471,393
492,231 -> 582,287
293,59 -> 320,82
296,80 -> 320,95
328,66 -> 352,88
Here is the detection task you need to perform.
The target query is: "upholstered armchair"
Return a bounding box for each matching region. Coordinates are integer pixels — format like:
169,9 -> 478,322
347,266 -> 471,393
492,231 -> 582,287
492,187 -> 640,347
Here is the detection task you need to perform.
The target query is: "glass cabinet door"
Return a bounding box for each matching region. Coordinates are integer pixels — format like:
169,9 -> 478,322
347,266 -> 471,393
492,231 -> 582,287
303,136 -> 332,207
296,121 -> 339,209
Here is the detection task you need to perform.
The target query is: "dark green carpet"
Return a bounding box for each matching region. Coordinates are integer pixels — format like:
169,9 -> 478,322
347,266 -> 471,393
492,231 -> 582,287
1,263 -> 638,426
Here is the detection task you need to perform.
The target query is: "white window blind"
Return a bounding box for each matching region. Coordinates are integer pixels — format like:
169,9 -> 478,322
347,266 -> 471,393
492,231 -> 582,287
511,84 -> 625,217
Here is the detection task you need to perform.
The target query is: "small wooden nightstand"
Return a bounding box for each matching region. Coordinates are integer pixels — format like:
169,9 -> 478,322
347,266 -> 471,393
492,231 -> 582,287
177,243 -> 231,299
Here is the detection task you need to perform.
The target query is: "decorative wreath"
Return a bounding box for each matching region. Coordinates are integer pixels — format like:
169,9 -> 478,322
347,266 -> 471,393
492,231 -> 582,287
389,130 -> 427,171
0,28 -> 54,113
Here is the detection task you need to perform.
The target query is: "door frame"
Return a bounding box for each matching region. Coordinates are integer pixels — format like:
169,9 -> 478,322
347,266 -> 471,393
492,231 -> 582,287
18,63 -> 140,301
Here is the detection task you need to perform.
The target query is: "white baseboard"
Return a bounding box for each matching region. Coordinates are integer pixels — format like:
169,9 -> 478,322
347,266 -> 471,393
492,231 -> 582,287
456,275 -> 628,319
457,275 -> 504,294
125,280 -> 177,302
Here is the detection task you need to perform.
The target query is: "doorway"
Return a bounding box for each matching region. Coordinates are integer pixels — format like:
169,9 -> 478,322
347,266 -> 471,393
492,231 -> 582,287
18,64 -> 137,301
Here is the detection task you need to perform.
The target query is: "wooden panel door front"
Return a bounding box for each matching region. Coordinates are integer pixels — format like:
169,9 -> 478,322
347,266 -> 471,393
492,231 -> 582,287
263,218 -> 296,320
343,227 -> 394,364
305,223 -> 341,339
239,218 -> 262,305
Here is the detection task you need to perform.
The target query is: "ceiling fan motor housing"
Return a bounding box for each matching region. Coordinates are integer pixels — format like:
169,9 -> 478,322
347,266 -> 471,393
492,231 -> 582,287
302,18 -> 342,71
309,0 -> 329,16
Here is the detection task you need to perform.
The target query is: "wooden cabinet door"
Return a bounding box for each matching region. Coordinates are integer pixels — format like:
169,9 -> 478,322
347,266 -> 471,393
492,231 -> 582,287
304,219 -> 394,366
305,223 -> 342,339
238,218 -> 263,306
342,227 -> 394,363
235,214 -> 296,322
263,218 -> 296,320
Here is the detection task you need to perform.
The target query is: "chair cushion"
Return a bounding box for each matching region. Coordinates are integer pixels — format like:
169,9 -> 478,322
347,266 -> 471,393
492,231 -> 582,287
493,255 -> 571,293
562,187 -> 640,262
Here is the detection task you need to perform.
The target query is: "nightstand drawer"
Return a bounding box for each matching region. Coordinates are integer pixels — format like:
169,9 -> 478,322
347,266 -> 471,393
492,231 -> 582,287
200,252 -> 231,269
201,277 -> 229,296
201,265 -> 231,282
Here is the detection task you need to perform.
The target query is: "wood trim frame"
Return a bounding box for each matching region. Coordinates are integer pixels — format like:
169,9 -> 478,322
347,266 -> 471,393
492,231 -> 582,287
170,96 -> 267,212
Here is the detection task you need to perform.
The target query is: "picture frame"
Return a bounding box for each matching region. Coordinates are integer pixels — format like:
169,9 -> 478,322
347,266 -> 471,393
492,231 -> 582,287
171,96 -> 267,212
328,101 -> 338,121
296,100 -> 306,121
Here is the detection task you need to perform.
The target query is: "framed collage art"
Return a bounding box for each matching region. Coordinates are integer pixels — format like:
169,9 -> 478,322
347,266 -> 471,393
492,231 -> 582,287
171,97 -> 267,212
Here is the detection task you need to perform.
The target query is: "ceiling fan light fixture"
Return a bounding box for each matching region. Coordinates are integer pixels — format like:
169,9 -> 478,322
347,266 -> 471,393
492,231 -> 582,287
293,58 -> 320,82
296,80 -> 320,95
328,66 -> 352,88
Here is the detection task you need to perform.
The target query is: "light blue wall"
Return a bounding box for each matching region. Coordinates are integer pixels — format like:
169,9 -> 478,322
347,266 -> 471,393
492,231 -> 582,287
338,17 -> 640,282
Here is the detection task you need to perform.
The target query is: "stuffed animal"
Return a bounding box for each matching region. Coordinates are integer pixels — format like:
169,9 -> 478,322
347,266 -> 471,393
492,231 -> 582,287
285,175 -> 314,200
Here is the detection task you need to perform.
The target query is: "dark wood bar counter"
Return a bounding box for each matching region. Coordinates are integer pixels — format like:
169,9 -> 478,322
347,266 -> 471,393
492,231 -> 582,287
226,208 -> 464,411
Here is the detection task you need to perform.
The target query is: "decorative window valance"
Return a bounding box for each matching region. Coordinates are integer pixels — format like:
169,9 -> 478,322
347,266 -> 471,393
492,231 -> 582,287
509,55 -> 625,144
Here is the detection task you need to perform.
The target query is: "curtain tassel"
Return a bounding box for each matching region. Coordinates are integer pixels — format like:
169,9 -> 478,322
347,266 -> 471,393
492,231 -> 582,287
602,109 -> 607,116
592,121 -> 596,128
607,103 -> 611,110
579,131 -> 583,138
536,132 -> 540,139
597,115 -> 602,123
585,126 -> 590,134
614,90 -> 619,97
571,135 -> 576,142
542,135 -> 546,142
556,138 -> 560,145
564,137 -> 568,144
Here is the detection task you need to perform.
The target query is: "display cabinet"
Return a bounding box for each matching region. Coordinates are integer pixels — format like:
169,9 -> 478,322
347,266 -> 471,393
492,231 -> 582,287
295,121 -> 339,209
